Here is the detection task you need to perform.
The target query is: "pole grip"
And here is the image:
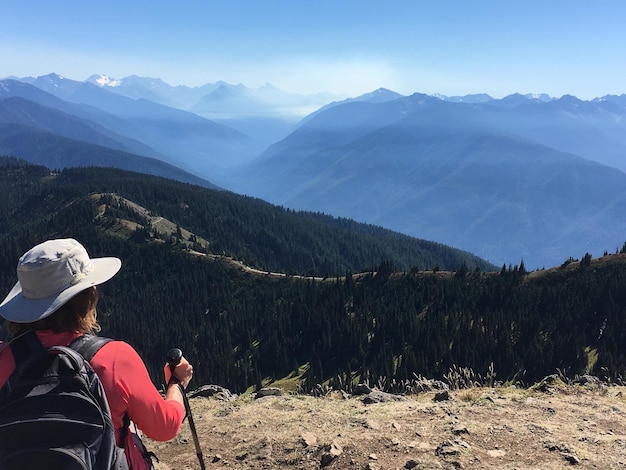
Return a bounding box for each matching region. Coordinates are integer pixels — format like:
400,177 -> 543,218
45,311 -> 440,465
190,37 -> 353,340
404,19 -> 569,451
166,348 -> 183,372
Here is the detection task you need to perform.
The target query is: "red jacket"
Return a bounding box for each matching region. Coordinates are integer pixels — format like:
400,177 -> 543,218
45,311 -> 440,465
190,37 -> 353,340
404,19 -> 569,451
0,330 -> 185,444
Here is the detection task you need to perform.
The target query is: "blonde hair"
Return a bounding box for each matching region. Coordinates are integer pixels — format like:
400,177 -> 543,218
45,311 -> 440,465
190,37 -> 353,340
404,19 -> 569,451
6,286 -> 101,335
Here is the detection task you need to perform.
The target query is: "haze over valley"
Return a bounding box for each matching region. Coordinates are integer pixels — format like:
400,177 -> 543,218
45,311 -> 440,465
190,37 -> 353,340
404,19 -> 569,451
1,72 -> 625,269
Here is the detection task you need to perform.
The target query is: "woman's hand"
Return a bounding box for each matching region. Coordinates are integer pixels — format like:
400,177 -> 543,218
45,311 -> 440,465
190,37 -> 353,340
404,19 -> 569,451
164,356 -> 193,389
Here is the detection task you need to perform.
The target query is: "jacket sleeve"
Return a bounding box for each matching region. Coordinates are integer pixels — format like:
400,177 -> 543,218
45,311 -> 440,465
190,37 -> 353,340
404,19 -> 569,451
91,340 -> 186,441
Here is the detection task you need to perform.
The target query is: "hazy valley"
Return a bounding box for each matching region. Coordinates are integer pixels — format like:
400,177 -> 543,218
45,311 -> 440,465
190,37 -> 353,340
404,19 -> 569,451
2,73 -> 626,270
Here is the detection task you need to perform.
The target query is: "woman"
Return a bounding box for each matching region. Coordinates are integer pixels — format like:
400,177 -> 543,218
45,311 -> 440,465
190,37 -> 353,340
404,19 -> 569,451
0,238 -> 193,468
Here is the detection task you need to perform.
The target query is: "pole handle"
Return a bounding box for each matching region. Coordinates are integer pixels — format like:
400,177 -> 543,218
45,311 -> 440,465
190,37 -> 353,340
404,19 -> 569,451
166,347 -> 183,370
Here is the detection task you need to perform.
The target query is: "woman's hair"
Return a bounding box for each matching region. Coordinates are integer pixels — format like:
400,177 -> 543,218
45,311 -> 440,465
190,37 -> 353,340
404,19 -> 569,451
6,286 -> 101,335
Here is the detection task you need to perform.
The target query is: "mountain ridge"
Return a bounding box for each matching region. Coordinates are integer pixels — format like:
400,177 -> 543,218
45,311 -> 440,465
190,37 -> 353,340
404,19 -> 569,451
234,92 -> 626,269
0,77 -> 261,182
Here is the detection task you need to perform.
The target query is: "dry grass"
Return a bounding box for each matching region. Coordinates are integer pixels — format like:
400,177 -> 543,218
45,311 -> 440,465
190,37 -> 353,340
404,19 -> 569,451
147,383 -> 626,469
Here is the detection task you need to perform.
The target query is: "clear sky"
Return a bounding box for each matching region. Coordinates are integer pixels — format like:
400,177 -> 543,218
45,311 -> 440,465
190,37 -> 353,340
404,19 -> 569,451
1,0 -> 625,99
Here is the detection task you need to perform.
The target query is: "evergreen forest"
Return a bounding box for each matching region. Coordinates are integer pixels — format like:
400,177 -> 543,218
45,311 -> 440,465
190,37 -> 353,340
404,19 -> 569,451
1,157 -> 625,393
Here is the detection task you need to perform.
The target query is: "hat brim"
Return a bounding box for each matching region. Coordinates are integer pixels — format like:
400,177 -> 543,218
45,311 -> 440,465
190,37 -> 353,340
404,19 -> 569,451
0,257 -> 121,323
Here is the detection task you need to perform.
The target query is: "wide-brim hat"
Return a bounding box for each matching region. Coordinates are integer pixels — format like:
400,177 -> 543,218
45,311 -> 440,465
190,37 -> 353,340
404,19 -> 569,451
0,238 -> 121,323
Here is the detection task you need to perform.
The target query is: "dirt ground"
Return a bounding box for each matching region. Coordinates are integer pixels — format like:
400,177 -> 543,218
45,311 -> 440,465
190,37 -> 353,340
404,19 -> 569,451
146,381 -> 626,470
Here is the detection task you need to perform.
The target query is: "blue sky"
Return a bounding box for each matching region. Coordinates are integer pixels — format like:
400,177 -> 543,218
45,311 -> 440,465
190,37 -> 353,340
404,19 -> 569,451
1,0 -> 624,99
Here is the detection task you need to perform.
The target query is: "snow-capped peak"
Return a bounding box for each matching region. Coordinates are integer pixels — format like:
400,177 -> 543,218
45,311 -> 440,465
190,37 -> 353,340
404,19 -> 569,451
89,74 -> 121,87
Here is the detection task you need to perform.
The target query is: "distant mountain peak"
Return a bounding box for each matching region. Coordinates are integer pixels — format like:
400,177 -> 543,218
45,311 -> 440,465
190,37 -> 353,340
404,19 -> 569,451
433,93 -> 494,103
523,93 -> 553,102
87,74 -> 122,87
36,73 -> 68,85
372,87 -> 397,95
502,92 -> 526,99
259,83 -> 280,91
559,94 -> 583,103
350,88 -> 403,104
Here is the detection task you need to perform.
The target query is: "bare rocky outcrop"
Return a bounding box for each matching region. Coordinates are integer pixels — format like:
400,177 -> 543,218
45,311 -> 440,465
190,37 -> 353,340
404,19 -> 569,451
255,387 -> 283,399
188,384 -> 236,400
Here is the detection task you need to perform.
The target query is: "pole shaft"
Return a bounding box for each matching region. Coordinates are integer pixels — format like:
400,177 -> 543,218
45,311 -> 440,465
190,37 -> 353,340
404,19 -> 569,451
178,383 -> 206,470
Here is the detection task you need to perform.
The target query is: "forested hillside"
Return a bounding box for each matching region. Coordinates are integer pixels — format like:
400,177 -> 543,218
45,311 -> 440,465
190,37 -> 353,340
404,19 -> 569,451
0,157 -> 492,275
1,157 -> 625,394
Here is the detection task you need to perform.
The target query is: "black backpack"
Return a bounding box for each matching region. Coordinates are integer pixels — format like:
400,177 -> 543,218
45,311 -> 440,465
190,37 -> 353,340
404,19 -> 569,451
0,331 -> 127,470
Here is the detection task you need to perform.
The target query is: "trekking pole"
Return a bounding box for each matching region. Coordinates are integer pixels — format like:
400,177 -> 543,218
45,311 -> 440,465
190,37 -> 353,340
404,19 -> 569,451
166,348 -> 207,470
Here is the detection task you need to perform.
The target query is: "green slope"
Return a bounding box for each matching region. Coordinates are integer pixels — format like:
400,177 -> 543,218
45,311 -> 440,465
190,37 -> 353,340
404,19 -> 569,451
3,157 -> 624,394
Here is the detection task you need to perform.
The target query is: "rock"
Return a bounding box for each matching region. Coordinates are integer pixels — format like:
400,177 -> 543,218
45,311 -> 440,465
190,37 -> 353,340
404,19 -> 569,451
542,374 -> 560,384
363,390 -> 409,404
535,374 -> 561,392
411,441 -> 434,451
544,441 -> 574,454
404,459 -> 419,469
365,419 -> 381,430
300,432 -> 317,448
487,449 -> 506,457
329,390 -> 350,400
563,453 -> 581,465
436,440 -> 460,456
433,390 -> 451,402
255,387 -> 283,399
329,442 -> 343,457
353,383 -> 373,395
576,375 -> 608,393
408,378 -> 450,393
188,384 -> 236,400
576,375 -> 602,386
457,439 -> 471,450
452,425 -> 469,435
320,442 -> 343,467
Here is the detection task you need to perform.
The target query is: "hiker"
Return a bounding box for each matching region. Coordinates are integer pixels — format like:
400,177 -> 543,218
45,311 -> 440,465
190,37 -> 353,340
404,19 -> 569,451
0,238 -> 194,468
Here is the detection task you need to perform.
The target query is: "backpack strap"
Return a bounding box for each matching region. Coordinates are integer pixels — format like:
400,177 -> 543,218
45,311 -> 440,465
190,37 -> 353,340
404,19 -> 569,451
1,331 -> 45,398
2,332 -> 112,399
69,334 -> 113,361
8,330 -> 44,367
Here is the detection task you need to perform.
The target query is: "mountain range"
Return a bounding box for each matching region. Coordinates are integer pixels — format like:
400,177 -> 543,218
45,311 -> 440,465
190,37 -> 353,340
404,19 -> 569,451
232,92 -> 626,268
90,74 -> 338,146
1,73 -> 625,269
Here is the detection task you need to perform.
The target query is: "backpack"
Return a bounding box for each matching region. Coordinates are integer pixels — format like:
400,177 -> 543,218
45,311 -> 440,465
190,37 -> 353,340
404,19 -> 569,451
0,331 -> 127,470
120,415 -> 158,470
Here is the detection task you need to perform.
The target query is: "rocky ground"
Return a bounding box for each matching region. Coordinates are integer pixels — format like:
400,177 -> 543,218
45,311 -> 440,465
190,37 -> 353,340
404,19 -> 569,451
146,379 -> 626,470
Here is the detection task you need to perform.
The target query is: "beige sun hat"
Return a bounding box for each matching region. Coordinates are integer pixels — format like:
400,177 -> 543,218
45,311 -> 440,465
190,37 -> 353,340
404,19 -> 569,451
0,238 -> 121,323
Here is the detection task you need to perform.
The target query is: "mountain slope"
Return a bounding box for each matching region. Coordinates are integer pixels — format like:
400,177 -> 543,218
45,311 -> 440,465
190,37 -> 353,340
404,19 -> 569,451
0,157 -> 495,275
2,158 -> 626,395
0,96 -> 163,158
479,95 -> 626,171
0,126 -> 221,189
5,75 -> 260,181
235,95 -> 626,268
